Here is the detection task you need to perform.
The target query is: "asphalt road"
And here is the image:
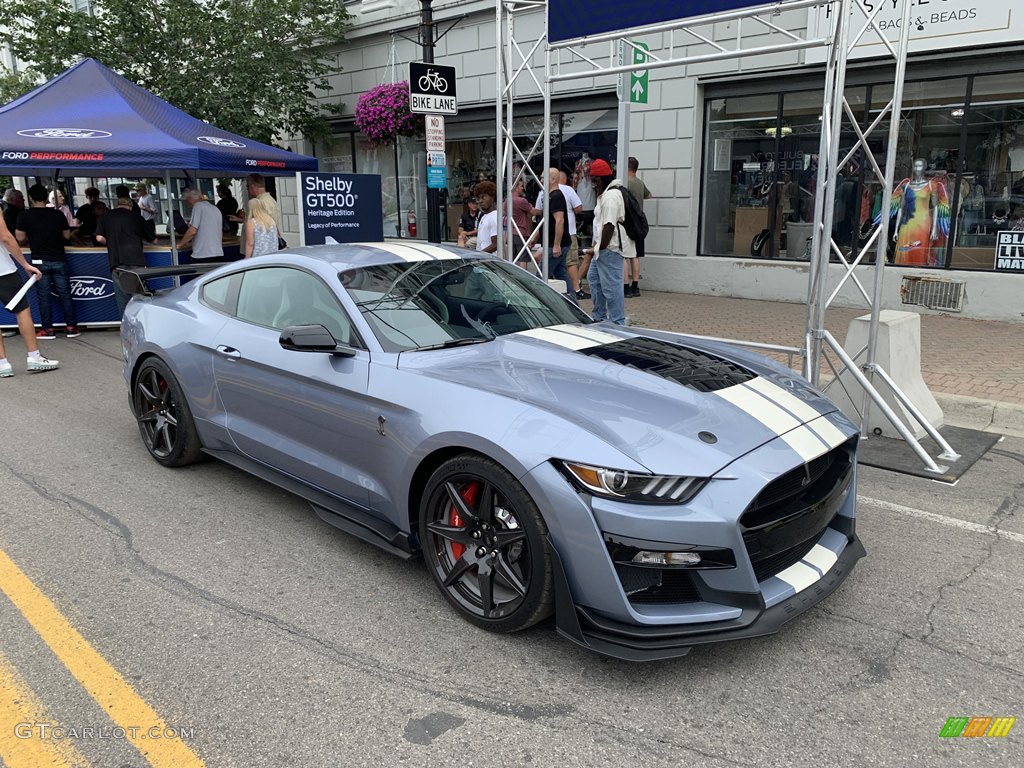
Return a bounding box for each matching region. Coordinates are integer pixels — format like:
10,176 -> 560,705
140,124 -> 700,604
0,329 -> 1021,767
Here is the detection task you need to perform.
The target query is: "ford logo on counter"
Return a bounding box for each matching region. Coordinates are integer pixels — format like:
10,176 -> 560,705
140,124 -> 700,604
198,136 -> 245,148
17,128 -> 113,139
64,276 -> 115,301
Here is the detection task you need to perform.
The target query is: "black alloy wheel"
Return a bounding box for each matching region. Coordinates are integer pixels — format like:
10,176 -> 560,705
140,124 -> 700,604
420,455 -> 553,633
133,358 -> 203,467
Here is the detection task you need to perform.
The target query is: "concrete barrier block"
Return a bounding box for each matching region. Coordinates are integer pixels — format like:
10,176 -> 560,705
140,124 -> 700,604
828,310 -> 943,440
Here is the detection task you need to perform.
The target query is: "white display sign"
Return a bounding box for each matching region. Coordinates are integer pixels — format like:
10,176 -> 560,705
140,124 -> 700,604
806,1 -> 1021,63
425,115 -> 445,153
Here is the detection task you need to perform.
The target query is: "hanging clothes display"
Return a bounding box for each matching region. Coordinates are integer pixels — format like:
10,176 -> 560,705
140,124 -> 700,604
888,161 -> 951,266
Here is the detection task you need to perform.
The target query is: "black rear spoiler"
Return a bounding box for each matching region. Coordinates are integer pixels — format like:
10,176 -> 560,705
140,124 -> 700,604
114,264 -> 222,296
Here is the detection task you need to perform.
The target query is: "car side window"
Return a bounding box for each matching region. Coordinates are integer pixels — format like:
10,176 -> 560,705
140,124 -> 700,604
200,273 -> 239,314
235,267 -> 355,345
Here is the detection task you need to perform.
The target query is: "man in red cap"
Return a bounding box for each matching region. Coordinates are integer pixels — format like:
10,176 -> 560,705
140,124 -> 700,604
582,158 -> 633,325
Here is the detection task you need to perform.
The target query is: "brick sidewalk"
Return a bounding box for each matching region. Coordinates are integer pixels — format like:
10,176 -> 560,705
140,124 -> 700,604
582,291 -> 1024,406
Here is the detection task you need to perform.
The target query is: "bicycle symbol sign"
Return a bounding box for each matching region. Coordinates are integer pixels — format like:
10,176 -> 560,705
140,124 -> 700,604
409,62 -> 458,115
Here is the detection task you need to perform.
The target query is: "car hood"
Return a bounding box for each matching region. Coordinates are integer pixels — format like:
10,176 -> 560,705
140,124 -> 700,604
399,324 -> 842,476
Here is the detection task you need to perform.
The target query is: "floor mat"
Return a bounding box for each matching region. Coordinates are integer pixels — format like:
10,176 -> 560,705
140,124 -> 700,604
856,425 -> 1001,484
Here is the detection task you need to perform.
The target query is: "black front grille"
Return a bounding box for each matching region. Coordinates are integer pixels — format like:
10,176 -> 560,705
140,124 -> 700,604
579,337 -> 756,393
741,443 -> 854,570
615,565 -> 701,604
751,536 -> 818,583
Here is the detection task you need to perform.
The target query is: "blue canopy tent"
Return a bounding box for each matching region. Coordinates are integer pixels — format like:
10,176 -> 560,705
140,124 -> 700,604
0,57 -> 318,177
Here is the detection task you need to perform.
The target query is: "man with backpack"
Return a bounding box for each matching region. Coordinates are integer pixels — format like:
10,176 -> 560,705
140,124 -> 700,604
583,158 -> 635,326
625,157 -> 653,297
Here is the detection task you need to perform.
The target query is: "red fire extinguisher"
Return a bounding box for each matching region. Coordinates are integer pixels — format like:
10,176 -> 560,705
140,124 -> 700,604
407,211 -> 417,238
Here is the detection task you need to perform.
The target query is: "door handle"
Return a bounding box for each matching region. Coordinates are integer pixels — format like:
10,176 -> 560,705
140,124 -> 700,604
216,345 -> 241,360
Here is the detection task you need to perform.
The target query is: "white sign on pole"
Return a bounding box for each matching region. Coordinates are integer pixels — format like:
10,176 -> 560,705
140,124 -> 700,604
425,115 -> 445,153
807,1 -> 1021,63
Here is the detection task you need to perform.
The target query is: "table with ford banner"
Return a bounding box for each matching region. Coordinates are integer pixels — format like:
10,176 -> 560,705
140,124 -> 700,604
0,238 -> 242,329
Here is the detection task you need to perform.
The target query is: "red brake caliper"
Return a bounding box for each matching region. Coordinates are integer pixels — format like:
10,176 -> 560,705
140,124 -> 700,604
449,481 -> 480,560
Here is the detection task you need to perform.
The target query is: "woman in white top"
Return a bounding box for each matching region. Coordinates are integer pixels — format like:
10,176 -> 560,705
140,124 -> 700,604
243,195 -> 279,258
47,189 -> 75,227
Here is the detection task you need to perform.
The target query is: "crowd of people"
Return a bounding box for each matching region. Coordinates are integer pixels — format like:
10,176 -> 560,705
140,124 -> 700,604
452,156 -> 653,321
0,173 -> 285,376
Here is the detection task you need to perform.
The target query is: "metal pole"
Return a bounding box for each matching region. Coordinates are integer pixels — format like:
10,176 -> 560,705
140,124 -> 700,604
421,0 -> 442,243
164,170 -> 178,266
860,0 -> 913,432
616,41 -> 630,185
541,36 -> 551,280
495,0 -> 503,262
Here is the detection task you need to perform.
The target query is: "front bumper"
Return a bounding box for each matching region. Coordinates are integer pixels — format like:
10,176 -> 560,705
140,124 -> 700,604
552,533 -> 866,662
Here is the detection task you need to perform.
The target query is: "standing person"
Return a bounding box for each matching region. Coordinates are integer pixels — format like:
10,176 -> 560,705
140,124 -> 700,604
115,184 -> 142,217
75,187 -> 102,245
243,196 -> 280,258
625,156 -> 653,297
0,215 -> 59,377
457,197 -> 479,249
47,189 -> 75,227
136,183 -> 158,239
175,188 -> 224,261
3,189 -> 25,237
505,180 -> 536,261
473,181 -> 499,254
584,159 -> 633,326
536,171 -> 587,298
95,196 -> 156,316
216,184 -> 241,235
16,184 -> 79,338
542,168 -> 571,287
246,173 -> 282,232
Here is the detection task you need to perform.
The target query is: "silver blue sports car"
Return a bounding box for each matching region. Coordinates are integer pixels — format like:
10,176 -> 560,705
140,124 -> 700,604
121,242 -> 865,661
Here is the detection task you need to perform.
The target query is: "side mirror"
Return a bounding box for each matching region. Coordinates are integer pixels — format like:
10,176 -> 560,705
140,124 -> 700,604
279,325 -> 356,357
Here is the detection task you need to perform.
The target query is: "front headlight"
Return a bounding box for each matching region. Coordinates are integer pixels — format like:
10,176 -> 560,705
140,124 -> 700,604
557,461 -> 708,505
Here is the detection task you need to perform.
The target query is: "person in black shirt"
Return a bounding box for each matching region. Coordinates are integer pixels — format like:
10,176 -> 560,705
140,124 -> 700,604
544,167 -> 571,286
96,196 -> 156,317
457,198 -> 479,248
216,184 -> 240,235
3,188 -> 25,237
115,184 -> 142,217
16,183 -> 79,338
75,187 -> 101,245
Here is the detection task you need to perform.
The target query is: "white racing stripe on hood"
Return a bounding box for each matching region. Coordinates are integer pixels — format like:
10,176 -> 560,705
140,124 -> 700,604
546,324 -> 622,346
748,377 -> 850,449
514,324 -> 623,350
516,327 -> 597,350
802,543 -> 839,575
716,382 -> 830,462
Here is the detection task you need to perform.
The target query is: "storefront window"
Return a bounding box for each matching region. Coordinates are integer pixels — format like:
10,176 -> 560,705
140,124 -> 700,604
952,73 -> 1024,269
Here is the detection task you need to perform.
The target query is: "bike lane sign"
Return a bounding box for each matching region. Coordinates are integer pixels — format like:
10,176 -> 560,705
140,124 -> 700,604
409,62 -> 458,115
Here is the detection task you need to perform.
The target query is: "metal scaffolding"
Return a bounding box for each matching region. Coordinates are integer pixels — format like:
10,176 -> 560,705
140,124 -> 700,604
495,0 -> 961,473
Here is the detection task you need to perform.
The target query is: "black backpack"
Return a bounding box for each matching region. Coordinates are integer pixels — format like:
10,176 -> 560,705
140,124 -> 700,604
616,185 -> 650,243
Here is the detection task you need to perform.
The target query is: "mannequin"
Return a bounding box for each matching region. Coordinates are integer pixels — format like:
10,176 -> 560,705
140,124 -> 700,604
889,158 -> 950,266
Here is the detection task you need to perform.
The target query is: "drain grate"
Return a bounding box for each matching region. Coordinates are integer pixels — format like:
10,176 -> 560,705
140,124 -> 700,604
900,276 -> 965,312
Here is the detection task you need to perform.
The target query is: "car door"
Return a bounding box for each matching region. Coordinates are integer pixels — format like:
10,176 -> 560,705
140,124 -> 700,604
211,266 -> 373,507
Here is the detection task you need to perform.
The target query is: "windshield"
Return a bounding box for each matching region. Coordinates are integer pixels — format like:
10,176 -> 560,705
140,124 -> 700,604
341,258 -> 591,352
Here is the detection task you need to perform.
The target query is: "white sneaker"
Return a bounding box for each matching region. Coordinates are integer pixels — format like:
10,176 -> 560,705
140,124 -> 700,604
27,355 -> 59,373
0,361 -> 12,378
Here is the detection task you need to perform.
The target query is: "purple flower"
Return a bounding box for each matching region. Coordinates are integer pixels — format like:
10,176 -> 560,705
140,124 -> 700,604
354,81 -> 425,147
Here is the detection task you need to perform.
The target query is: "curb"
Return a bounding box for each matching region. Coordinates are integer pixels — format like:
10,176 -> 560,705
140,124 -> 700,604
935,392 -> 1024,439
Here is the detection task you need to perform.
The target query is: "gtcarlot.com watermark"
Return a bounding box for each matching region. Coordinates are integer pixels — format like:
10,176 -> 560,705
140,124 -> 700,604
15,722 -> 195,740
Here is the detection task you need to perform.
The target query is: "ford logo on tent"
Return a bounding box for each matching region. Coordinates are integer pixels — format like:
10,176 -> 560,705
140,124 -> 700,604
64,276 -> 115,301
17,128 -> 112,139
198,136 -> 246,148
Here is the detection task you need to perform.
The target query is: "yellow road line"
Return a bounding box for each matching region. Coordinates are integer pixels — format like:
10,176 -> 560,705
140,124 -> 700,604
0,548 -> 205,768
0,650 -> 90,768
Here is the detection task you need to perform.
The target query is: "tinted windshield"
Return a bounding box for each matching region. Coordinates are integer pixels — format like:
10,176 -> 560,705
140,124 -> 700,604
341,258 -> 590,352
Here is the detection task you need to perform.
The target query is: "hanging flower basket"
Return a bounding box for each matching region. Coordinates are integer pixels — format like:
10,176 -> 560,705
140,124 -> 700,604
354,82 -> 424,147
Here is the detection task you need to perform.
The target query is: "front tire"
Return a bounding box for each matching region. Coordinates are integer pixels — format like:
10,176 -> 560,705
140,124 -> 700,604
420,454 -> 553,633
133,358 -> 203,467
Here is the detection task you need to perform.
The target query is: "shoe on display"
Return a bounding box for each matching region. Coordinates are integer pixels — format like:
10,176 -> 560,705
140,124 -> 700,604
35,328 -> 56,340
0,361 -> 12,378
65,326 -> 82,338
27,355 -> 59,373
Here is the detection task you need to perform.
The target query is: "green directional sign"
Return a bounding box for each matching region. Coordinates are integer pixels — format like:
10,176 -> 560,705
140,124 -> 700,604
629,42 -> 649,105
